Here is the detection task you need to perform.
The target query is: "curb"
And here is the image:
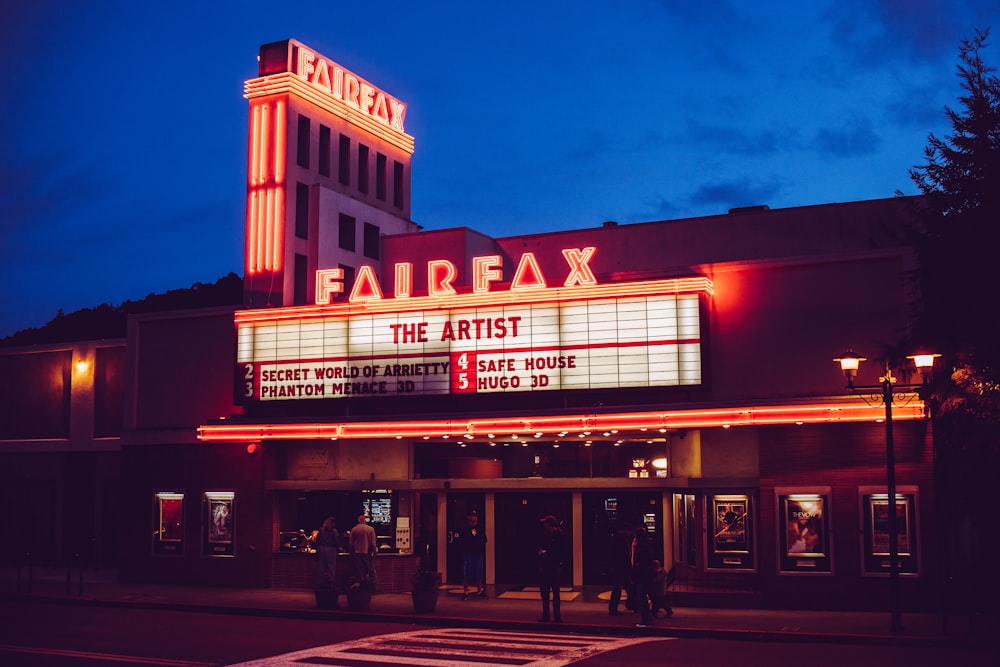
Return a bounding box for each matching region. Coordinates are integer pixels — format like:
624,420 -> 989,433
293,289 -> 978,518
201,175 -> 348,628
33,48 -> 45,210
3,592 -> 992,651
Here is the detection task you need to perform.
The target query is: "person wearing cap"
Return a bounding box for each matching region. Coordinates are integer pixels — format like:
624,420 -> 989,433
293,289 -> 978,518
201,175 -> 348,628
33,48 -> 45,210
537,514 -> 567,622
454,508 -> 487,600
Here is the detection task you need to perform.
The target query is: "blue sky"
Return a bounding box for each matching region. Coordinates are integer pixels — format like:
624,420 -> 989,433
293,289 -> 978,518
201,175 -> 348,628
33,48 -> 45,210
2,0 -> 998,337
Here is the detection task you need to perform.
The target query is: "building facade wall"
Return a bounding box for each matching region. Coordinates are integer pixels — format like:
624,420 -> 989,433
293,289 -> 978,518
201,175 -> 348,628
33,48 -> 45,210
3,39 -> 942,612
0,341 -> 125,567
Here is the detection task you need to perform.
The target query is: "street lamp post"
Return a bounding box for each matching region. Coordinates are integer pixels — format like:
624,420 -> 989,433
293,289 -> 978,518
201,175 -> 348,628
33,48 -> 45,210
834,350 -> 938,635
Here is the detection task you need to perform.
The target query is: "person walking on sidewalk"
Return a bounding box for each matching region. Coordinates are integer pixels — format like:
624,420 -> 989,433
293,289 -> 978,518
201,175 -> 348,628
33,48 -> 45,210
349,513 -> 378,591
537,514 -> 567,623
649,559 -> 674,618
455,509 -> 487,600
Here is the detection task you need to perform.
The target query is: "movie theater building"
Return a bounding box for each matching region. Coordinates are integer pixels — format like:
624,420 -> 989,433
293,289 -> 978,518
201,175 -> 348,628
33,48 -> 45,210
109,40 -> 937,610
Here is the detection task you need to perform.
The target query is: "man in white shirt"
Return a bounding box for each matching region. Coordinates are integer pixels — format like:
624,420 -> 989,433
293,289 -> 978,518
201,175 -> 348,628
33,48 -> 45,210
349,513 -> 378,591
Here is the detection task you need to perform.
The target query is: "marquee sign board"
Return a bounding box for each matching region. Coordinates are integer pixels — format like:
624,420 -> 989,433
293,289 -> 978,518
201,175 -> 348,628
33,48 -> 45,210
235,276 -> 708,402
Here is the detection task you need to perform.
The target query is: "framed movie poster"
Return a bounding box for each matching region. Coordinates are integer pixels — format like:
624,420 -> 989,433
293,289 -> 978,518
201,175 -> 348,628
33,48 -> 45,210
860,486 -> 920,576
203,491 -> 235,557
707,494 -> 755,571
153,492 -> 184,556
776,489 -> 833,574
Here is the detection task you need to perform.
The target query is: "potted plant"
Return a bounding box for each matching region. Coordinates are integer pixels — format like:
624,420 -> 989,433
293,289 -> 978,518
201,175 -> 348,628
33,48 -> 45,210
314,575 -> 339,609
344,575 -> 373,612
410,566 -> 442,613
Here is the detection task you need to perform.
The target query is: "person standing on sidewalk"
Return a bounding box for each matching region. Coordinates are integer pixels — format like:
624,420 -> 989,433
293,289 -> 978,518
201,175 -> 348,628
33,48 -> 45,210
349,513 -> 378,591
455,509 -> 487,600
607,523 -> 632,616
537,514 -> 567,623
315,516 -> 340,589
630,525 -> 655,627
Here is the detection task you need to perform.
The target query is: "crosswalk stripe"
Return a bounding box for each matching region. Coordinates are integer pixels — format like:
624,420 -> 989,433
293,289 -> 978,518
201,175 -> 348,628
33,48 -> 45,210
227,628 -> 669,667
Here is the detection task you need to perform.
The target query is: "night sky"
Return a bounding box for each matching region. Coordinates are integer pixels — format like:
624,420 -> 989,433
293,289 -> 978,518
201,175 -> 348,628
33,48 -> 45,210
3,0 -> 998,337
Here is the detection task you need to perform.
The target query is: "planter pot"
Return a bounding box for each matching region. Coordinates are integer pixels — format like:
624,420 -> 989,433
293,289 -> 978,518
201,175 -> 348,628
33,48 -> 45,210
346,587 -> 372,611
411,588 -> 439,614
314,585 -> 339,609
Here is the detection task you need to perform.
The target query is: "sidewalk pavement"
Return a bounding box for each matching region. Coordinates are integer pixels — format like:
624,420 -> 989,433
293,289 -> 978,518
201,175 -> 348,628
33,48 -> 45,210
2,566 -> 994,651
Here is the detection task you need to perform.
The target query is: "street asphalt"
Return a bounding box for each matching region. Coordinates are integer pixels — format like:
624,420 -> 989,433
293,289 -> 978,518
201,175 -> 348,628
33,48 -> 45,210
2,566 -> 994,651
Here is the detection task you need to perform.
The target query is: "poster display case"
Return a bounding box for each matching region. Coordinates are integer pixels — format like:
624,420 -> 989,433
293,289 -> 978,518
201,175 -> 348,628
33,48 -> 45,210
860,486 -> 920,576
776,489 -> 833,575
203,491 -> 235,557
706,494 -> 755,571
153,492 -> 184,556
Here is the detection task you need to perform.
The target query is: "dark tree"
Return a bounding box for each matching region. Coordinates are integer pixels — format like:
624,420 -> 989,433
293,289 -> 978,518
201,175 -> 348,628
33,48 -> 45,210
908,28 -> 1000,374
906,28 -> 1000,613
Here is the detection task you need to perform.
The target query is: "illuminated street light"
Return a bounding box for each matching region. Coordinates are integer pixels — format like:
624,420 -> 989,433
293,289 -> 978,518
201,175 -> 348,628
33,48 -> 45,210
834,350 -> 938,634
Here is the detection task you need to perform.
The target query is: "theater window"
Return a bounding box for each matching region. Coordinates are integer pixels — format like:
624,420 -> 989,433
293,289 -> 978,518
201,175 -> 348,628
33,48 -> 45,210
363,222 -> 380,260
318,124 -> 331,177
296,114 -> 310,169
358,144 -> 369,194
338,134 -> 350,186
295,183 -> 309,239
376,152 -> 387,200
294,253 -> 308,305
393,160 -> 404,208
339,214 -> 356,252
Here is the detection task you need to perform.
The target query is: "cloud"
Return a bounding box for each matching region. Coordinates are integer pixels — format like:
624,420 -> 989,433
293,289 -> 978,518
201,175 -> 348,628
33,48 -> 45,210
812,118 -> 882,157
825,0 -> 982,67
687,177 -> 783,210
0,155 -> 113,255
683,120 -> 798,156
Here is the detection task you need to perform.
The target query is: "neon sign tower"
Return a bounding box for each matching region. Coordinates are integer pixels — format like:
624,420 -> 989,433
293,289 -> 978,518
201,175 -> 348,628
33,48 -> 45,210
243,39 -> 418,309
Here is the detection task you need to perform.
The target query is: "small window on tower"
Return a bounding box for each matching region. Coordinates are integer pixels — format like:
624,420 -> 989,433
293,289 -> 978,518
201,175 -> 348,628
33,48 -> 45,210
376,153 -> 387,201
295,183 -> 309,239
339,134 -> 350,186
358,144 -> 369,194
318,125 -> 331,177
363,223 -> 380,260
294,254 -> 308,305
393,160 -> 404,209
297,115 -> 310,169
339,214 -> 356,251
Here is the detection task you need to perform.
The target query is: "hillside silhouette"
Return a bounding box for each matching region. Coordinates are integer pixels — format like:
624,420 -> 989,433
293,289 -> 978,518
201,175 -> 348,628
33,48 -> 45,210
1,273 -> 243,347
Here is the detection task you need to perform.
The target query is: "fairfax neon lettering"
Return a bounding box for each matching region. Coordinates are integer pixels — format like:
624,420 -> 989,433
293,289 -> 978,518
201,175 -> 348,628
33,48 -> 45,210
296,47 -> 406,131
314,247 -> 597,305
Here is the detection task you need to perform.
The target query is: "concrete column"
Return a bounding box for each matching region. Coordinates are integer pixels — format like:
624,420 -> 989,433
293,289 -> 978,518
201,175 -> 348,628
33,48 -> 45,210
485,492 -> 495,586
661,491 -> 674,567
436,492 -> 448,583
572,491 -> 583,588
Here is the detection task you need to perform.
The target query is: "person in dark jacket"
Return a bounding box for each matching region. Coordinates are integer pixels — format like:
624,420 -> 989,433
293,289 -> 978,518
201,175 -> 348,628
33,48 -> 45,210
537,514 -> 567,623
630,525 -> 655,627
315,516 -> 340,588
607,523 -> 633,615
455,509 -> 487,600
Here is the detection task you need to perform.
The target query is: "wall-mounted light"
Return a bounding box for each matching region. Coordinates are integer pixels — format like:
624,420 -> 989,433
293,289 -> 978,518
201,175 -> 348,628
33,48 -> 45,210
76,359 -> 88,373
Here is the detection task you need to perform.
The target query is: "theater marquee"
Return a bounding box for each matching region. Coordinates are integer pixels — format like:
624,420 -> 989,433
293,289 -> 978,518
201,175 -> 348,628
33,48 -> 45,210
234,255 -> 711,402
